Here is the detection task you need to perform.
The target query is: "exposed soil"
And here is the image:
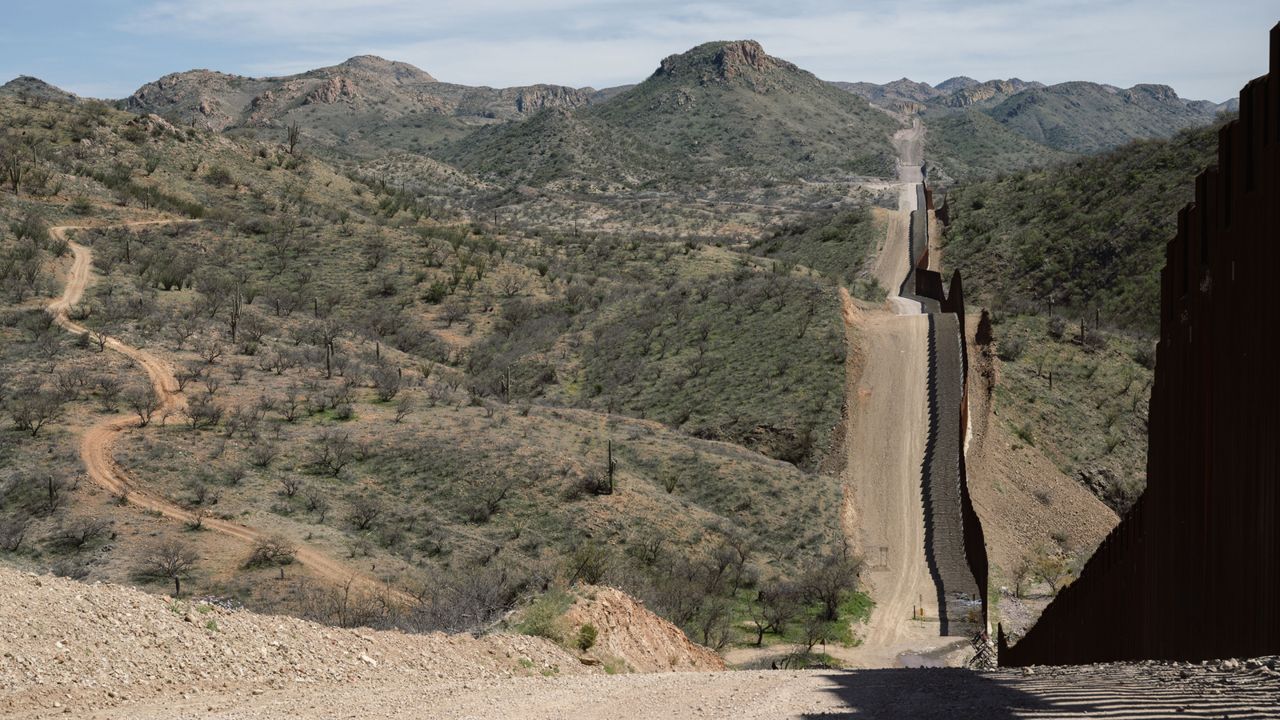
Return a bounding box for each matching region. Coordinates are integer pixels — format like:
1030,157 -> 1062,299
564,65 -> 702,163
6,564 -> 1277,720
827,140 -> 955,666
562,586 -> 725,672
962,315 -> 1117,608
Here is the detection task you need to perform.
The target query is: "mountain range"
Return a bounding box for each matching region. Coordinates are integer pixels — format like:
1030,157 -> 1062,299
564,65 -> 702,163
4,41 -> 1236,187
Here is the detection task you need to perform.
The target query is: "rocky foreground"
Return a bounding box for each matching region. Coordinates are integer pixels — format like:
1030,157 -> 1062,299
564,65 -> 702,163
2,567 -> 1277,719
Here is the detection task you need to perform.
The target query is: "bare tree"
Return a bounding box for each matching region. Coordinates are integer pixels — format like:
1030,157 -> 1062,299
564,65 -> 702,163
311,430 -> 354,476
495,268 -> 526,298
347,494 -> 383,530
370,362 -> 402,402
138,539 -> 199,596
125,384 -> 161,426
1031,546 -> 1072,595
0,516 -> 29,552
392,395 -> 413,423
0,134 -> 29,196
802,549 -> 863,621
465,474 -> 515,523
245,535 -> 297,578
303,488 -> 330,523
9,389 -> 65,436
361,233 -> 388,270
93,376 -> 122,411
57,516 -> 110,551
279,476 -> 302,498
748,581 -> 802,646
440,299 -> 467,328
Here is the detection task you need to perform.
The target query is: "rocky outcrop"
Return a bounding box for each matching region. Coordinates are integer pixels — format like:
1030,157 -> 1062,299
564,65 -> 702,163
121,56 -> 599,150
941,79 -> 1042,108
505,84 -> 592,114
304,76 -> 361,105
654,40 -> 796,86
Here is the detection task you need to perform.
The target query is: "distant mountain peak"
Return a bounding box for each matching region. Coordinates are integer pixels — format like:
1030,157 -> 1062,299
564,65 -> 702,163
1125,83 -> 1180,103
653,40 -> 791,84
936,76 -> 980,92
316,55 -> 436,83
0,75 -> 78,102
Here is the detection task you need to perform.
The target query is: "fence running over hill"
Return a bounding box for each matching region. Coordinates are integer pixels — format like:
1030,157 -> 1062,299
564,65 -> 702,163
999,22 -> 1280,665
902,178 -> 989,636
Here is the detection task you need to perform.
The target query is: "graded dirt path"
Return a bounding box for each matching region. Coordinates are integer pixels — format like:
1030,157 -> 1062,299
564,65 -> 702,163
832,115 -> 963,667
47,225 -> 402,599
102,663 -> 1280,720
839,293 -> 940,659
7,567 -> 1279,720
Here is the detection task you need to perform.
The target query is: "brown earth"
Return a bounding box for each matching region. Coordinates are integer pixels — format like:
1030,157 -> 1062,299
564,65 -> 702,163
962,315 -> 1118,591
6,565 -> 1278,720
562,586 -> 725,673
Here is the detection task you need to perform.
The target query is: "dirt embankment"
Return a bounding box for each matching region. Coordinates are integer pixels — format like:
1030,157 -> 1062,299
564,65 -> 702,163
962,314 -> 1118,632
563,586 -> 725,672
0,567 -> 587,719
8,566 -> 1277,720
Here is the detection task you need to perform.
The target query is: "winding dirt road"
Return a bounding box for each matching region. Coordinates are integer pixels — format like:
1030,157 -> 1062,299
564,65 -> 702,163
47,224 -> 402,598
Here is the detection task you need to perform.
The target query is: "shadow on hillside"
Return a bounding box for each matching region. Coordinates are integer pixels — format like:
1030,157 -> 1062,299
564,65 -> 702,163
799,668 -> 1053,720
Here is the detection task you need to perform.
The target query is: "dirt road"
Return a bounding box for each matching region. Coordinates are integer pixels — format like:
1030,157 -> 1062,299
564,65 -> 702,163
8,565 -> 1279,720
832,113 -> 960,666
47,225 -> 402,598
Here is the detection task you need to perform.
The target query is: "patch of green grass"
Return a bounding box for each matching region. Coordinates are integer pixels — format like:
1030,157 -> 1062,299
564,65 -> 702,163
515,589 -> 574,643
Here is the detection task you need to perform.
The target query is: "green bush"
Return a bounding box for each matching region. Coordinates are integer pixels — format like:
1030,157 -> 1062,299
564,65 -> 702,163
576,623 -> 598,651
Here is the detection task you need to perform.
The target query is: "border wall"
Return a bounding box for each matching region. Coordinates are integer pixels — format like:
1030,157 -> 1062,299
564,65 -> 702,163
999,22 -> 1280,665
903,182 -> 989,636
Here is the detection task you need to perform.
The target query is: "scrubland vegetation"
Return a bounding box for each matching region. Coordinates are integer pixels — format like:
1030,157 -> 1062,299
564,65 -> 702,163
0,87 -> 868,651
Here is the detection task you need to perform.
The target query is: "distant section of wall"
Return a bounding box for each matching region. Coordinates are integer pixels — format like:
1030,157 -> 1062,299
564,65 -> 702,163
903,181 -> 989,636
1000,22 -> 1280,665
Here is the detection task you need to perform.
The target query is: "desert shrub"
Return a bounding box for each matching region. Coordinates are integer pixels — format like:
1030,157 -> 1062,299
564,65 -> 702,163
576,623 -> 598,651
997,336 -> 1024,362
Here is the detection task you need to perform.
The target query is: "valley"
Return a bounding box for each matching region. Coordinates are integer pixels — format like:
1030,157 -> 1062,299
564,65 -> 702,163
0,21 -> 1270,718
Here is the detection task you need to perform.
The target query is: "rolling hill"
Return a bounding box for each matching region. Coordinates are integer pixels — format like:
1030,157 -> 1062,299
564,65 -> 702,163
940,116 -> 1230,332
984,81 -> 1226,154
122,55 -> 597,156
439,40 -> 900,189
838,76 -> 1228,182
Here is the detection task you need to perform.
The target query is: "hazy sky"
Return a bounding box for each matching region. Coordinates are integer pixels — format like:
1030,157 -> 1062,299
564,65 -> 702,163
1,1 -> 1274,102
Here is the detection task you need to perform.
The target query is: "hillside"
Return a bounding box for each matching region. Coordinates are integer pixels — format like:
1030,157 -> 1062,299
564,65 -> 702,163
984,81 -> 1223,154
837,76 -> 1224,182
924,108 -> 1074,183
940,117 -> 1228,331
938,120 -> 1227,515
122,55 -> 595,157
0,89 -> 863,653
835,76 -> 1042,113
440,41 -> 900,189
0,76 -> 79,104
